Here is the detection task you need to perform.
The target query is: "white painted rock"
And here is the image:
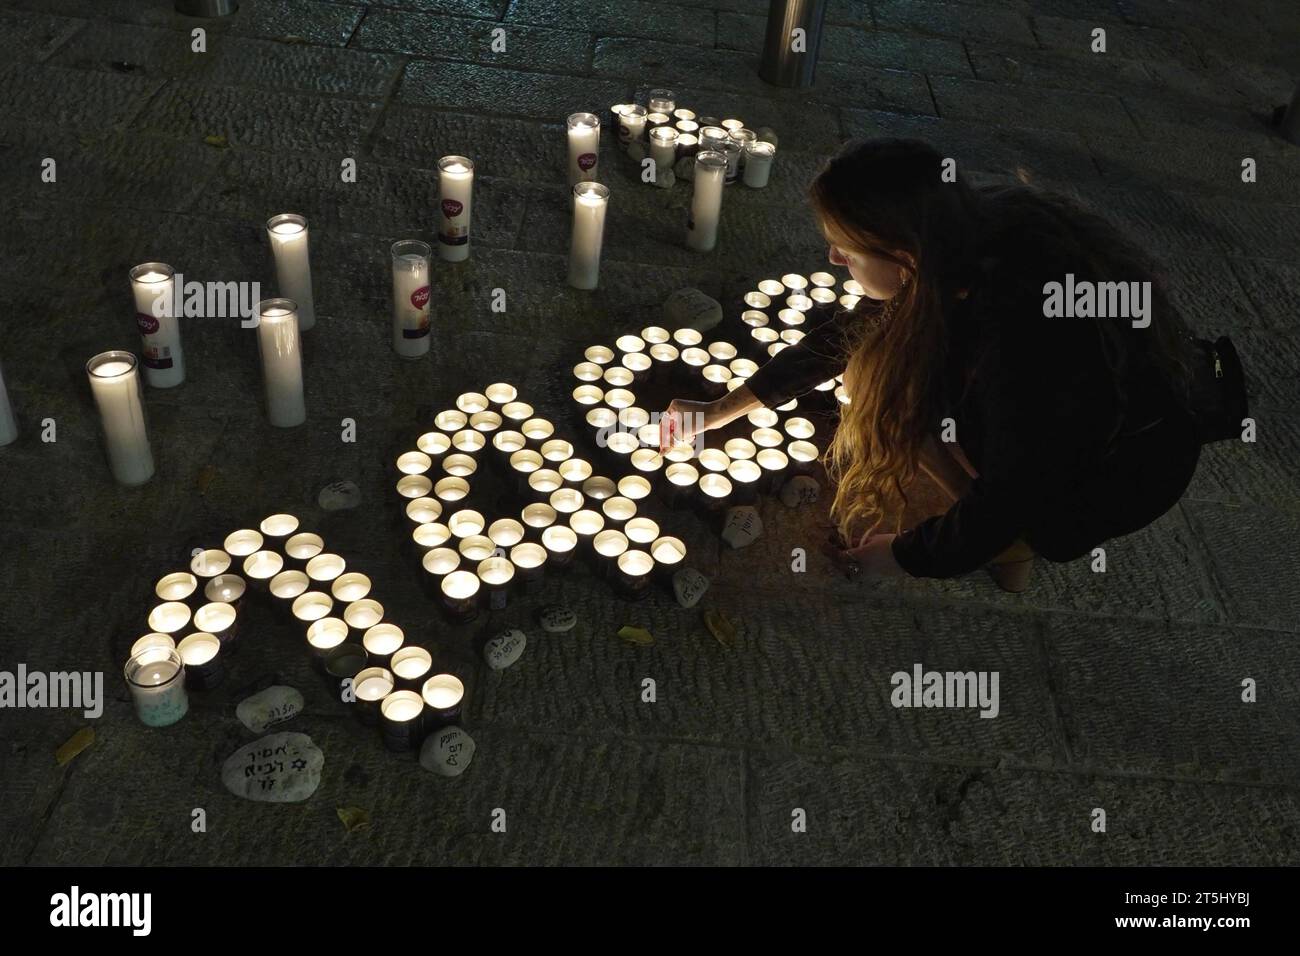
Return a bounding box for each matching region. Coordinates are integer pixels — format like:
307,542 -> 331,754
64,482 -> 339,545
318,480 -> 361,511
780,475 -> 821,509
628,141 -> 646,163
539,604 -> 576,633
663,288 -> 722,333
721,506 -> 763,549
484,628 -> 527,670
673,155 -> 695,182
673,567 -> 710,609
221,732 -> 323,803
756,126 -> 778,148
236,685 -> 304,734
653,167 -> 676,189
420,725 -> 476,777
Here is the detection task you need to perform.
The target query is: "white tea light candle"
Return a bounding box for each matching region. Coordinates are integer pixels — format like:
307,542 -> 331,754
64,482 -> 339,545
437,156 -> 474,262
129,263 -> 184,388
266,214 -> 315,331
86,351 -> 154,486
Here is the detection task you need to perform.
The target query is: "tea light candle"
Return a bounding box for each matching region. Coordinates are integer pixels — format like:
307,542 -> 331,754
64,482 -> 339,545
663,461 -> 699,507
407,497 -> 444,527
522,502 -> 558,530
435,477 -> 471,503
648,89 -> 676,114
353,666 -> 394,725
685,150 -> 727,251
756,447 -> 790,491
787,439 -> 820,474
477,556 -> 515,609
344,598 -> 384,631
698,448 -> 731,473
625,516 -> 659,546
782,273 -> 809,291
743,140 -> 775,188
529,469 -> 564,496
421,549 -> 461,595
604,388 -> 635,410
604,431 -> 638,461
810,287 -> 837,310
724,437 -> 757,460
672,328 -> 703,347
585,344 -> 615,365
586,407 -> 617,431
593,529 -> 629,567
435,408 -> 468,431
699,126 -> 728,152
459,535 -> 495,562
285,532 -> 324,565
258,514 -> 298,541
190,549 -> 231,579
418,432 -> 452,459
702,364 -> 733,395
124,647 -> 188,727
493,430 -> 527,456
270,569 -> 309,602
574,361 -> 604,382
699,472 -> 733,510
131,633 -> 175,659
442,453 -> 478,477
380,690 -> 426,751
602,495 -> 637,526
440,569 -> 481,621
649,126 -> 679,177
673,107 -> 696,122
510,450 -> 544,484
522,417 -> 555,445
752,327 -> 780,347
391,239 -> 432,358
148,601 -> 191,635
306,553 -> 346,583
727,458 -> 762,503
363,623 -> 405,666
749,407 -> 779,428
86,351 -> 154,486
331,572 -> 372,603
412,522 -> 452,552
266,214 -> 315,330
621,351 -> 652,381
437,156 -> 474,262
204,573 -> 247,609
488,518 -> 526,548
448,509 -> 485,538
421,673 -> 465,729
470,410 -> 501,432
324,642 -> 367,693
177,632 -> 223,691
254,298 -> 306,428
676,132 -> 700,156
650,536 -> 686,575
566,112 -> 600,186
193,601 -> 238,644
390,646 -> 433,691
649,343 -> 679,364
681,346 -> 709,369
752,427 -> 784,448
568,182 -> 610,291
617,475 -> 652,501
785,417 -> 816,439
541,525 -> 578,568
129,263 -> 184,388
155,571 -> 197,603
242,550 -> 284,587
510,542 -> 548,581
631,448 -> 663,474
616,549 -> 655,598
646,111 -> 671,128
618,104 -> 647,147
569,508 -> 605,549
292,591 -> 333,623
550,488 -> 585,515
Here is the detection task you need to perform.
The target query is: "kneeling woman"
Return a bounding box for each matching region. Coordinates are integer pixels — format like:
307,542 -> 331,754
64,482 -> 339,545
663,138 -> 1202,591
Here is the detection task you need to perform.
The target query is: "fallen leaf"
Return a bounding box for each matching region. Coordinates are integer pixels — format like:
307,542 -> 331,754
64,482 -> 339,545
196,463 -> 218,494
617,625 -> 654,646
203,134 -> 229,149
703,609 -> 736,648
55,727 -> 95,766
282,35 -> 310,44
336,806 -> 370,832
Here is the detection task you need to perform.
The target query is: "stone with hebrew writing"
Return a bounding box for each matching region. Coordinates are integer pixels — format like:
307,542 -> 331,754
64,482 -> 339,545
673,567 -> 710,609
484,628 -> 527,670
721,506 -> 763,549
236,685 -> 304,734
780,475 -> 821,509
539,604 -> 577,633
318,480 -> 361,512
420,725 -> 476,778
221,731 -> 323,803
663,288 -> 722,333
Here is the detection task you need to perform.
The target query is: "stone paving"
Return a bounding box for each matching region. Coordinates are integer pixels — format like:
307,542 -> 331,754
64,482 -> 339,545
0,0 -> 1297,866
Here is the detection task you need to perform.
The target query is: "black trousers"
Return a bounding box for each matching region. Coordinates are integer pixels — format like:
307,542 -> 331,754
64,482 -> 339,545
1025,408 -> 1202,563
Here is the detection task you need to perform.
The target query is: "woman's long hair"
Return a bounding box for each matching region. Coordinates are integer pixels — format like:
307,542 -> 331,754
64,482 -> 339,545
813,138 -> 1193,541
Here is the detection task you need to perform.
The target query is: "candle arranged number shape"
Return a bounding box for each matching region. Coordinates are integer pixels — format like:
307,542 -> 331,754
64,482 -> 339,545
396,382 -> 688,605
126,513 -> 464,753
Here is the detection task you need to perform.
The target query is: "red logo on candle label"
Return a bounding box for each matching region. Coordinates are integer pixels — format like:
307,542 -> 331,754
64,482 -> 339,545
136,312 -> 160,335
441,199 -> 463,218
411,286 -> 430,309
578,153 -> 597,171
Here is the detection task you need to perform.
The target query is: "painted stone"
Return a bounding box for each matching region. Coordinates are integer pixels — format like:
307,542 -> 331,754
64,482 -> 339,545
221,732 -> 323,803
420,726 -> 476,777
236,685 -> 304,734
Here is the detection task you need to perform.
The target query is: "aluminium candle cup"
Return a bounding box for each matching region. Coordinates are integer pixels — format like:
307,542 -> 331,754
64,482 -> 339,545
558,457 -> 593,491
624,517 -> 660,549
343,598 -> 385,636
621,350 -> 653,384
189,548 -> 231,580
353,666 -> 395,726
476,557 -> 515,611
756,447 -> 790,493
541,525 -> 578,570
528,469 -> 563,499
601,429 -> 639,471
601,494 -> 637,530
787,439 -> 820,476
436,156 -> 474,262
154,571 -> 198,605
258,512 -> 299,543
510,450 -> 545,496
521,417 -> 555,451
492,430 -> 527,463
254,298 -> 307,427
568,508 -> 606,557
615,549 -> 655,599
193,601 -> 239,646
241,550 -> 284,594
391,239 -> 433,358
124,647 -> 188,728
131,633 -> 176,660
592,529 -> 629,580
696,472 -> 733,515
148,600 -> 192,637
421,673 -> 465,733
363,623 -> 405,670
292,591 -> 334,627
390,645 -> 433,692
266,214 -> 315,331
177,632 -> 224,691
417,429 -> 453,462
282,531 -> 324,571
380,690 -> 427,752
469,410 -> 501,433
86,351 -> 155,486
440,570 -> 481,623
223,528 -> 263,558
487,518 -> 526,550
306,552 -> 347,584
510,542 -> 548,587
269,570 -> 310,622
726,458 -> 762,505
204,573 -> 247,614
331,572 -> 372,604
434,476 -> 471,505
323,642 -> 367,701
447,508 -> 486,540
420,547 -> 461,599
306,617 -> 348,672
650,536 -> 686,580
661,461 -> 699,508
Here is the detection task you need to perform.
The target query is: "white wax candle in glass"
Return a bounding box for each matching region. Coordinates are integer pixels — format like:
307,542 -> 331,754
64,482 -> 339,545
649,126 -> 679,178
437,155 -> 474,262
391,239 -> 432,358
266,214 -> 315,331
648,89 -> 676,115
618,104 -> 647,147
254,298 -> 306,428
568,182 -> 610,291
685,150 -> 726,252
86,351 -> 154,486
129,262 -> 184,388
124,647 -> 188,727
566,112 -> 600,186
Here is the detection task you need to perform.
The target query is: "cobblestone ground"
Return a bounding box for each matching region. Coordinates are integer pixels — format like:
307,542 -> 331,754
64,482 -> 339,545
0,0 -> 1297,866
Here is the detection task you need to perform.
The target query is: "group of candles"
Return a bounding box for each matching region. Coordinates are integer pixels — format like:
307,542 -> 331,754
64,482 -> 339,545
125,513 -> 467,753
571,325 -> 823,510
395,382 -> 689,608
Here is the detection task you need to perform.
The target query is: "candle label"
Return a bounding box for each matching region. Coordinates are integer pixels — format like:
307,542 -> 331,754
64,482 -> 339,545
135,312 -> 160,335
402,286 -> 432,338
441,199 -> 463,219
578,153 -> 597,171
411,286 -> 431,309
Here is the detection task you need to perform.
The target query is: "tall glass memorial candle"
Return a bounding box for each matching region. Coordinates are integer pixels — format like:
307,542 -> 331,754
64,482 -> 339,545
255,298 -> 306,427
566,112 -> 600,186
648,126 -> 679,179
265,214 -> 315,331
437,156 -> 474,262
129,262 -> 184,388
391,240 -> 432,358
617,105 -> 647,148
685,151 -> 726,252
568,182 -> 609,290
86,351 -> 154,486
0,360 -> 16,446
743,140 -> 775,188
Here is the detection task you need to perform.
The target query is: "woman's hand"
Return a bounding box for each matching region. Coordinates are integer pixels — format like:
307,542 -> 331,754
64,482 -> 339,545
659,398 -> 716,451
825,532 -> 906,578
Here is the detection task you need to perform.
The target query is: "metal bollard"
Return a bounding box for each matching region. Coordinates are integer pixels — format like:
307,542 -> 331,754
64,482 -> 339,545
758,0 -> 827,88
1279,83 -> 1300,145
176,0 -> 238,16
